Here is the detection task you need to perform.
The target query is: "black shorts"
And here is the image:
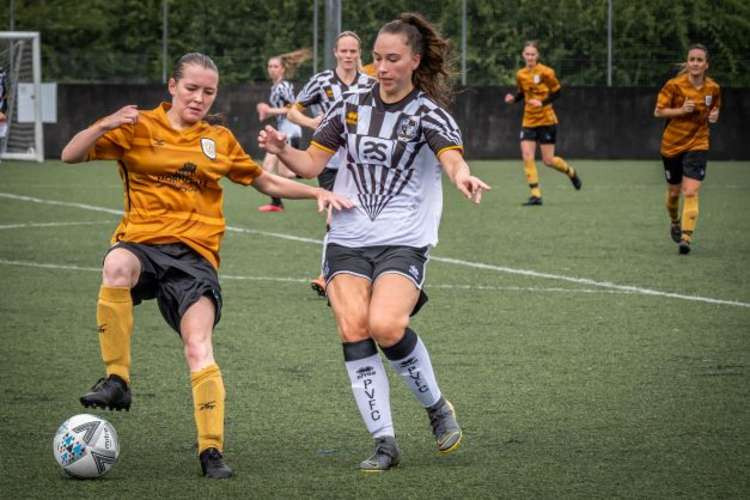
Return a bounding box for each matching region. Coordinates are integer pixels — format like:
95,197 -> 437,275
105,242 -> 223,335
322,243 -> 429,317
662,151 -> 707,184
317,167 -> 338,191
520,125 -> 557,144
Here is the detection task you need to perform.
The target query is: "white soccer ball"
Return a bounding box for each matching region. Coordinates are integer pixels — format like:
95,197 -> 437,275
52,414 -> 119,479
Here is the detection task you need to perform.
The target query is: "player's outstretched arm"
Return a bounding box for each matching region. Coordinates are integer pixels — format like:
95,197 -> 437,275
287,105 -> 323,130
61,105 -> 138,163
251,172 -> 354,213
439,149 -> 491,204
258,124 -> 331,178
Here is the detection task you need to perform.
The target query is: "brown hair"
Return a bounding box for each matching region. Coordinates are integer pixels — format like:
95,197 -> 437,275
523,40 -> 540,51
378,12 -> 456,107
677,43 -> 709,75
272,48 -> 313,79
170,52 -> 224,126
171,52 -> 218,82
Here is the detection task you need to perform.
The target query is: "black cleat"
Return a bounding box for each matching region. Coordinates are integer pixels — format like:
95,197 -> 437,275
359,436 -> 401,472
427,397 -> 463,453
678,239 -> 691,255
670,222 -> 682,243
200,448 -> 233,479
80,374 -> 131,411
310,276 -> 326,297
522,196 -> 543,206
569,170 -> 582,190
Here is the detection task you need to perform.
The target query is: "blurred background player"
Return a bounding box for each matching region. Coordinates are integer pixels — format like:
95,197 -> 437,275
260,12 -> 490,472
0,66 -> 7,139
287,31 -> 375,296
654,43 -> 720,255
60,52 -> 351,479
504,40 -> 581,206
256,49 -> 310,212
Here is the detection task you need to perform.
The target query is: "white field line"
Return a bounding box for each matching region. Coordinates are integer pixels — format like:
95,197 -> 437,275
1,192 -> 748,309
0,220 -> 116,230
0,258 -> 631,295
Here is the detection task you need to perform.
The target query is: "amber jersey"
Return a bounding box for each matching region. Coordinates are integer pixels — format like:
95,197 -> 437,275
86,102 -> 263,268
656,73 -> 721,157
515,63 -> 561,127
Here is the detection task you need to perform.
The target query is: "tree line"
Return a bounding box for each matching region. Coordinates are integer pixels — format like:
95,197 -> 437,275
2,0 -> 748,86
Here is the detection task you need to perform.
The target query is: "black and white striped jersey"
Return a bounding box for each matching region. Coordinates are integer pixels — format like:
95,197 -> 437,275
269,79 -> 298,133
296,70 -> 375,170
311,84 -> 463,248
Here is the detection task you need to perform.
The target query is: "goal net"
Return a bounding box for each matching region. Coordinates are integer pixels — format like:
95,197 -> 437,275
0,32 -> 44,162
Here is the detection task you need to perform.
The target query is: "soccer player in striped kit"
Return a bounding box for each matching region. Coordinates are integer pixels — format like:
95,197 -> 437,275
287,31 -> 375,296
61,53 -> 351,478
504,40 -> 581,206
260,13 -> 490,471
256,50 -> 309,212
654,44 -> 720,254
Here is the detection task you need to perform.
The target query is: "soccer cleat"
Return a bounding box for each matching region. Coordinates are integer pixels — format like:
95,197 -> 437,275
200,447 -> 233,479
359,436 -> 401,472
427,397 -> 462,453
670,222 -> 682,243
258,204 -> 284,213
80,374 -> 131,411
522,196 -> 543,206
569,170 -> 582,190
678,238 -> 691,255
310,276 -> 326,297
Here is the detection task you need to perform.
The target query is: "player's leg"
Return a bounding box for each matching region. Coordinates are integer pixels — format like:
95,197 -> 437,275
326,249 -> 398,471
180,296 -> 232,479
520,137 -> 542,205
662,154 -> 683,244
540,127 -> 581,190
678,152 -> 706,254
80,246 -> 141,411
258,153 -> 284,212
369,248 -> 462,455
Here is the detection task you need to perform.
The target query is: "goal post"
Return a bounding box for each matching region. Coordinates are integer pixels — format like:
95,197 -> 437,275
0,31 -> 44,162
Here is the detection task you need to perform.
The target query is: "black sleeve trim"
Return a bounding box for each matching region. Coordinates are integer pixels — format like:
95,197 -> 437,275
541,89 -> 560,106
513,91 -> 524,103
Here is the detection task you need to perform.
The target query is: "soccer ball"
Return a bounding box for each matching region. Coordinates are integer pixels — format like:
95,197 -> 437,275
52,414 -> 119,478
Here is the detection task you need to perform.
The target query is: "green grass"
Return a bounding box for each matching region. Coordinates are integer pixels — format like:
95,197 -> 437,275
1,159 -> 748,498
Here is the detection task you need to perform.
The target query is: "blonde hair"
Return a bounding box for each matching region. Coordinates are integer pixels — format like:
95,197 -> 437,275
271,48 -> 313,79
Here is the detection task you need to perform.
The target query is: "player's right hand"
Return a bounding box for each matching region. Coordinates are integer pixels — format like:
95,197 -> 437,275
681,99 -> 695,114
100,105 -> 139,130
258,125 -> 288,154
504,93 -> 515,104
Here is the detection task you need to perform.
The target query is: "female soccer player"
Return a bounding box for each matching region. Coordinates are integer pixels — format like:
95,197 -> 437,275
504,41 -> 581,205
654,44 -> 720,254
287,31 -> 375,296
256,49 -> 309,212
260,13 -> 490,471
61,52 -> 351,479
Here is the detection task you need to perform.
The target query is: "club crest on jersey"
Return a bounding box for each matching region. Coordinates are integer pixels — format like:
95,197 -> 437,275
533,74 -> 541,84
397,116 -> 419,142
704,95 -> 712,107
200,138 -> 216,160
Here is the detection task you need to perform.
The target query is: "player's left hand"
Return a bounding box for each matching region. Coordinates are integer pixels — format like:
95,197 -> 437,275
455,172 -> 491,204
258,125 -> 288,154
315,188 -> 355,213
708,107 -> 719,123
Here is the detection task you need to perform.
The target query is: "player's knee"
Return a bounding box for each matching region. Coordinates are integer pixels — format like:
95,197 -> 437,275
101,254 -> 139,287
368,315 -> 409,347
681,186 -> 699,197
183,336 -> 213,367
542,157 -> 555,167
337,317 -> 369,343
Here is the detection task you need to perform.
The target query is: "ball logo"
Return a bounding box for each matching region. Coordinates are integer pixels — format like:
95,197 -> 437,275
200,138 -> 216,160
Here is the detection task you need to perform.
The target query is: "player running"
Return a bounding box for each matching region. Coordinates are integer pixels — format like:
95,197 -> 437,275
504,40 -> 581,206
654,43 -> 720,254
260,13 -> 490,471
